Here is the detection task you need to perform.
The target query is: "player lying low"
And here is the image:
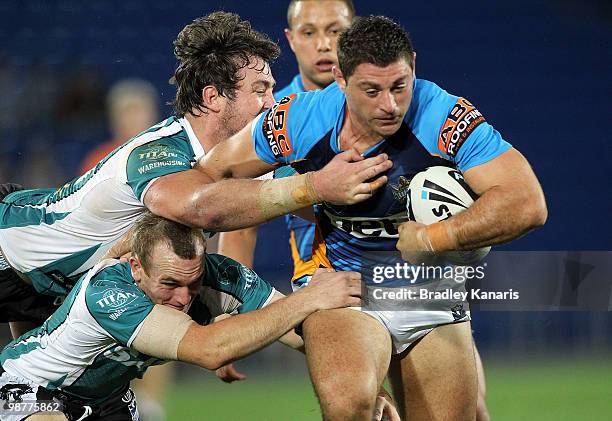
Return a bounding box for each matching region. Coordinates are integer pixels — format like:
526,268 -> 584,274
0,213 -> 362,421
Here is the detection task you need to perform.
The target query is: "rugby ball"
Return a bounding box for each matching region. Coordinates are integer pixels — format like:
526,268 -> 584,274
407,166 -> 490,264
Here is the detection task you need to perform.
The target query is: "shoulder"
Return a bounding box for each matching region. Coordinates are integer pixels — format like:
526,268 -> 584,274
202,254 -> 258,288
85,263 -> 152,322
126,118 -> 194,164
252,83 -> 344,164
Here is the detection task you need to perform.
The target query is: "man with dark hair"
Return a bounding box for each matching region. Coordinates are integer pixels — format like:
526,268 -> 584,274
0,213 -> 362,420
198,15 -> 546,420
0,12 -> 390,335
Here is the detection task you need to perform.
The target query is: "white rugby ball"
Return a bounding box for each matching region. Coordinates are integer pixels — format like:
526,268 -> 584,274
407,166 -> 490,264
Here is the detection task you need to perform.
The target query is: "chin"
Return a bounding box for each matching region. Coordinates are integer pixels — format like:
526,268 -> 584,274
376,123 -> 402,138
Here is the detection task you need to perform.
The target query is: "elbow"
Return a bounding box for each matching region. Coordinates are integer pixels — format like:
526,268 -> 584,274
521,193 -> 548,231
199,355 -> 226,371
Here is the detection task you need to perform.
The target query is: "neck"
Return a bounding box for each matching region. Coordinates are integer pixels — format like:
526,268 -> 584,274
300,71 -> 327,92
339,106 -> 383,153
184,112 -> 227,153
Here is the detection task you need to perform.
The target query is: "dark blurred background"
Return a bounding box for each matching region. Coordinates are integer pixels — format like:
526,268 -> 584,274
0,1 -> 610,418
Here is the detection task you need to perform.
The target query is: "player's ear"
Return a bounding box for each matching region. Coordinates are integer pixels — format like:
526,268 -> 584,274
129,254 -> 145,284
284,28 -> 296,53
202,85 -> 222,113
332,66 -> 347,91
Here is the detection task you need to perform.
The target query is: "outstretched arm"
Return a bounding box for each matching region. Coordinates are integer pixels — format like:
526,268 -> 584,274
145,121 -> 391,231
131,269 -> 361,369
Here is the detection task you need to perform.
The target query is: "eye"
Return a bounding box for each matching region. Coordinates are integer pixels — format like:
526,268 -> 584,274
366,89 -> 379,97
392,84 -> 407,92
303,30 -> 314,37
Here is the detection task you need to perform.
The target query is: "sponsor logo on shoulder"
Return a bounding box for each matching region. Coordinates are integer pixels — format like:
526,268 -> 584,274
95,287 -> 139,309
239,266 -> 257,290
438,97 -> 486,157
262,94 -> 296,158
136,144 -> 189,174
138,144 -> 179,162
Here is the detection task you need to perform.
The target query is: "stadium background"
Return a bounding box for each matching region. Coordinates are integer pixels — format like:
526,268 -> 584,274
0,0 -> 610,419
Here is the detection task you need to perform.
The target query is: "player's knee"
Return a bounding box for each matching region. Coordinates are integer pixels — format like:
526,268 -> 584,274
317,377 -> 378,420
321,394 -> 376,421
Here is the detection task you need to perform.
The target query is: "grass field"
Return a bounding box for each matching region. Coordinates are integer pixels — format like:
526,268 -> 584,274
165,358 -> 611,420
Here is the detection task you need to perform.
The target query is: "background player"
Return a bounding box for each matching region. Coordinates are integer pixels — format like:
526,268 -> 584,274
79,78 -> 159,175
197,15 -> 547,420
0,213 -> 362,420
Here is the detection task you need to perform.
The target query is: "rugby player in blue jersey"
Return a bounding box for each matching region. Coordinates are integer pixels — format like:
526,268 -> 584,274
0,213 -> 362,420
198,15 -> 547,420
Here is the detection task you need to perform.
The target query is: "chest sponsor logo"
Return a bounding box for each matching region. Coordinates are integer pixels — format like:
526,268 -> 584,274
324,210 -> 409,239
262,94 -> 296,158
438,97 -> 486,157
95,288 -> 139,309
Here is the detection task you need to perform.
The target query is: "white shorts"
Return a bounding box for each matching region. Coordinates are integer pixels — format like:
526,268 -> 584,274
294,278 -> 471,354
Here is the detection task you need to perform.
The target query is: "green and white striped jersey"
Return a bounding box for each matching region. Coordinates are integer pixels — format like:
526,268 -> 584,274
0,253 -> 274,404
0,117 -> 205,296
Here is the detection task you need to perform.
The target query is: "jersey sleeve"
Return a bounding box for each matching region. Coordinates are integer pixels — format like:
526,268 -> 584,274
410,81 -> 512,172
201,254 -> 275,314
125,137 -> 195,202
85,266 -> 154,346
251,87 -> 340,166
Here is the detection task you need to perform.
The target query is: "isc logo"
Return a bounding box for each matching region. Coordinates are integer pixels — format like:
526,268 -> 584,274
324,210 -> 408,238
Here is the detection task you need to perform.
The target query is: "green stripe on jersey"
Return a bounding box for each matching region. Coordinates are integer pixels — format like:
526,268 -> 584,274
0,277 -> 82,363
27,244 -> 102,296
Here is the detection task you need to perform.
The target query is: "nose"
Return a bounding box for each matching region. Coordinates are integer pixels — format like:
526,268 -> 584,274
262,90 -> 276,110
316,34 -> 332,52
174,286 -> 193,308
379,91 -> 397,114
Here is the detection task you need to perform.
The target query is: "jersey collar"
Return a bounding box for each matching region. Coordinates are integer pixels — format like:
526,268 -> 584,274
178,117 -> 206,159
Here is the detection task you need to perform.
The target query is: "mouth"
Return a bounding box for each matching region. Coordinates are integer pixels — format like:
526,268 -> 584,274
375,116 -> 401,125
314,59 -> 335,73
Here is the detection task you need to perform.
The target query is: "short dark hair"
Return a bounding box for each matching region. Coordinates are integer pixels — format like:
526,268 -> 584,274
171,11 -> 280,117
337,16 -> 414,80
132,212 -> 205,274
287,0 -> 356,28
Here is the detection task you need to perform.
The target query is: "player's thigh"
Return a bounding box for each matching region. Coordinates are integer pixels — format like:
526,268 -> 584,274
389,321 -> 477,421
303,308 -> 392,399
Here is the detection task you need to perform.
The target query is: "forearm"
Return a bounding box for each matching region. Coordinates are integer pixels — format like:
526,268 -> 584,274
177,292 -> 315,369
218,227 -> 258,268
448,184 -> 546,249
182,174 -> 319,232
